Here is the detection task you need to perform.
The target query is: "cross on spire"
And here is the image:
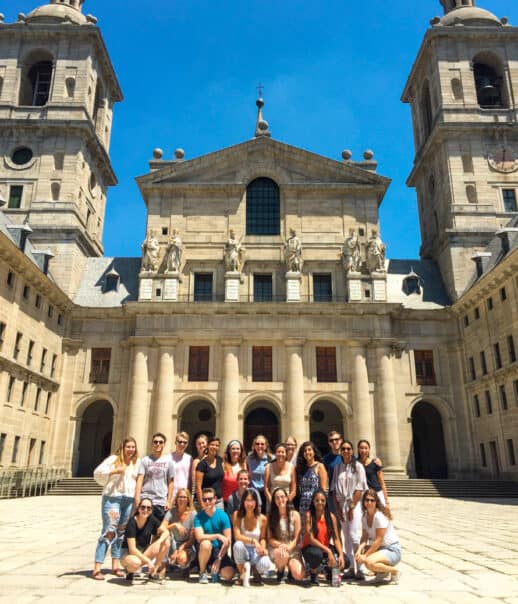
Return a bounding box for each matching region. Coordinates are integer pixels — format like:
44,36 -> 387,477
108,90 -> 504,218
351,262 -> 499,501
256,82 -> 264,98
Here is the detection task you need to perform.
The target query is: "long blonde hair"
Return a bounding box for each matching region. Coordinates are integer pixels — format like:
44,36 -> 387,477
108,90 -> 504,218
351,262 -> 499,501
114,437 -> 138,467
173,488 -> 194,512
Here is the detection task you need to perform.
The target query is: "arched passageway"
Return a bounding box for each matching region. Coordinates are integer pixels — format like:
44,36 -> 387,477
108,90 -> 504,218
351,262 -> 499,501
309,399 -> 344,456
411,401 -> 448,478
179,399 -> 216,456
76,400 -> 113,477
244,404 -> 279,453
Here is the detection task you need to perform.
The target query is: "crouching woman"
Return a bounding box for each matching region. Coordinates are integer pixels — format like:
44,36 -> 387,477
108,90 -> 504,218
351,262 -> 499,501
120,498 -> 170,582
355,489 -> 401,584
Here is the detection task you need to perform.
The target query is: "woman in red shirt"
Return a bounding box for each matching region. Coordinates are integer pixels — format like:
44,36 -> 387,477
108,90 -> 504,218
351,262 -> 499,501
222,439 -> 247,510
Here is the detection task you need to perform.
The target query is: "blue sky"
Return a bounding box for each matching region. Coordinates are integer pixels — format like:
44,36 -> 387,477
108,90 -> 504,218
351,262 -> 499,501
5,1 -> 518,260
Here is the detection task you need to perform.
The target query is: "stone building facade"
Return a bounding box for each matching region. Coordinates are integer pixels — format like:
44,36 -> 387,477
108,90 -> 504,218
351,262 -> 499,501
0,0 -> 516,480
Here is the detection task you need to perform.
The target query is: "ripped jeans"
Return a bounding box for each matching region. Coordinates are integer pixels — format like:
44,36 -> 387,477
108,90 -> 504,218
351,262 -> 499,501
94,495 -> 134,563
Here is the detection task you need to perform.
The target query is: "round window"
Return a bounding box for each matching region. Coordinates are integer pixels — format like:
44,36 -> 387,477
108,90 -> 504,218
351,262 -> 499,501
11,147 -> 33,166
198,408 -> 212,422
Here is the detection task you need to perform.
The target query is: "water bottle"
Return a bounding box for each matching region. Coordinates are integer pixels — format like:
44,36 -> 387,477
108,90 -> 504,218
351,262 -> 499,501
331,566 -> 340,587
211,571 -> 219,583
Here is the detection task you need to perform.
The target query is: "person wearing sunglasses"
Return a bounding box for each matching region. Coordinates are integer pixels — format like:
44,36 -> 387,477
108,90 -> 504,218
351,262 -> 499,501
171,432 -> 192,500
120,497 -> 170,583
355,489 -> 401,584
134,433 -> 176,521
331,439 -> 367,580
193,487 -> 235,583
323,431 -> 343,515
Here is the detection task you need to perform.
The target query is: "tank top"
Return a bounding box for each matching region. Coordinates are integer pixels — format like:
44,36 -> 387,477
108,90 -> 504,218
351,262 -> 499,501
240,516 -> 261,541
270,463 -> 292,492
303,514 -> 330,548
277,511 -> 295,543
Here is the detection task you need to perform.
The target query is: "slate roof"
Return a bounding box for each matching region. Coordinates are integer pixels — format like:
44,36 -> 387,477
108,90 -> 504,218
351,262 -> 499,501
73,257 -> 140,307
386,259 -> 451,309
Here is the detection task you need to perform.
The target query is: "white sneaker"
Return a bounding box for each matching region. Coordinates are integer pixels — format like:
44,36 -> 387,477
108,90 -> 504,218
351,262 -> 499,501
199,572 -> 209,584
391,570 -> 401,585
242,561 -> 251,587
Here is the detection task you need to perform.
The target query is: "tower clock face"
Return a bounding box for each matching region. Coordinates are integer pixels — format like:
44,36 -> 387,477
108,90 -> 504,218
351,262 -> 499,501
488,147 -> 518,173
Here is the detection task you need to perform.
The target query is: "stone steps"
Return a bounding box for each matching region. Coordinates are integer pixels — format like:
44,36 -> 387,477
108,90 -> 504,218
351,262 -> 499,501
48,477 -> 102,496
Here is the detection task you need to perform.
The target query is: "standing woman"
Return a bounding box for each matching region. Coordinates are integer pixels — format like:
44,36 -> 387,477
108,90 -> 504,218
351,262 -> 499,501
267,487 -> 305,583
92,437 -> 139,580
120,497 -> 170,582
302,489 -> 345,585
332,440 -> 367,579
195,436 -> 225,509
246,435 -> 272,511
191,433 -> 208,508
355,489 -> 401,584
232,488 -> 270,587
296,441 -> 328,516
285,436 -> 298,466
357,440 -> 390,508
222,439 -> 247,510
264,443 -> 296,507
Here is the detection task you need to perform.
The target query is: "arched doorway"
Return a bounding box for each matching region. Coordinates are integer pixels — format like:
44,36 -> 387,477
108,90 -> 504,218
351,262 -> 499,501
411,401 -> 448,478
76,400 -> 113,477
309,399 -> 344,456
179,399 -> 216,456
244,404 -> 279,453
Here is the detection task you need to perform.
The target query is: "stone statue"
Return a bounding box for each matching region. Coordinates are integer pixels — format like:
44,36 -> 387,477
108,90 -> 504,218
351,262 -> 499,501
224,229 -> 245,272
141,229 -> 160,272
284,228 -> 303,272
342,228 -> 361,273
366,229 -> 386,272
165,228 -> 183,272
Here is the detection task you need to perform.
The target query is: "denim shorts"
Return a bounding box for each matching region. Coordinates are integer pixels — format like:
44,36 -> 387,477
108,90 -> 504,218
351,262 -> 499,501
379,542 -> 401,566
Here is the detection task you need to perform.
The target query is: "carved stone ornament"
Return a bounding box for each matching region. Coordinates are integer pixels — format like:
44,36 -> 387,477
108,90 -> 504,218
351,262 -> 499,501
224,229 -> 245,272
141,229 -> 160,273
165,229 -> 183,272
342,228 -> 361,273
366,229 -> 386,273
284,228 -> 303,272
488,148 -> 518,173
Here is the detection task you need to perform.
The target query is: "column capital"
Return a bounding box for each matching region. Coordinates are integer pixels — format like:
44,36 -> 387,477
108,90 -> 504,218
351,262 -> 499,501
284,337 -> 306,348
220,337 -> 243,348
62,338 -> 83,354
152,337 -> 180,348
122,336 -> 154,348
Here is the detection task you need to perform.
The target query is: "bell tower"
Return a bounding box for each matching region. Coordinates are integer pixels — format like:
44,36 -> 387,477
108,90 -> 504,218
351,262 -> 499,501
0,0 -> 122,295
402,1 -> 518,301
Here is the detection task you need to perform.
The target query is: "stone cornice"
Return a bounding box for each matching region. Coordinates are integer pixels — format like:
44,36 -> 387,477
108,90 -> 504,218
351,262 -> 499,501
0,355 -> 60,391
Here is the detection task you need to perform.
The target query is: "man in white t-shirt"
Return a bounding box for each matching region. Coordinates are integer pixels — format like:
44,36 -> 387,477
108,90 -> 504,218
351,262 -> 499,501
171,431 -> 192,499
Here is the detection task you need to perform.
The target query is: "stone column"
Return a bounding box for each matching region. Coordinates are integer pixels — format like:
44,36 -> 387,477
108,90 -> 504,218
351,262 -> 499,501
127,343 -> 150,451
375,346 -> 404,473
285,338 -> 307,444
151,339 -> 177,442
350,343 -> 373,443
220,338 -> 242,446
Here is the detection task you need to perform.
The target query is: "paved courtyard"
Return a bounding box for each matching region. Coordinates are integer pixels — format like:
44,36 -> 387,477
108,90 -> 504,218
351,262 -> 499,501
0,495 -> 517,603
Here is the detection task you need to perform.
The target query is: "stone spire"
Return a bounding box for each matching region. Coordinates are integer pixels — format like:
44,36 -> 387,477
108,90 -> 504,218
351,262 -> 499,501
440,0 -> 474,14
254,97 -> 271,138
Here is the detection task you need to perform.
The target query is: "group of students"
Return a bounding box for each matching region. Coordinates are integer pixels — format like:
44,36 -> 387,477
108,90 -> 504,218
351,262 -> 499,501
91,430 -> 401,587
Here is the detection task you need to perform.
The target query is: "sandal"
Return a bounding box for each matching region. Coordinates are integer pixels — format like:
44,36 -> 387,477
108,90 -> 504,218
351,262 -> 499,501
92,570 -> 105,580
112,569 -> 125,578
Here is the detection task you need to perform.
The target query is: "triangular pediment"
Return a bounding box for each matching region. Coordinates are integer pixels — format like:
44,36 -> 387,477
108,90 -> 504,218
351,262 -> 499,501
136,137 -> 390,191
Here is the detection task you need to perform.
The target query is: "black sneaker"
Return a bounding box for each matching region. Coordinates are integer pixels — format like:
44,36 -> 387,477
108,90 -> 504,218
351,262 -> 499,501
125,572 -> 134,583
310,574 -> 319,586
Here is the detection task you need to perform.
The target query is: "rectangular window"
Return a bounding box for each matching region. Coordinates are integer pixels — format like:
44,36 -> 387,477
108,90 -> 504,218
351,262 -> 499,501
0,321 -> 5,345
480,350 -> 488,375
22,284 -> 29,300
35,294 -> 41,308
414,350 -> 436,385
503,189 -> 517,212
8,185 -> 23,209
316,347 -> 338,382
507,335 -> 516,363
480,443 -> 487,467
45,392 -> 52,416
463,315 -> 469,327
514,380 -> 518,405
494,343 -> 502,369
507,439 -> 516,466
20,381 -> 28,407
38,440 -> 46,465
313,274 -> 332,302
40,348 -> 47,372
89,348 -> 110,383
193,273 -> 213,302
500,287 -> 507,301
252,346 -> 273,381
469,356 -> 476,381
254,274 -> 273,302
58,313 -> 63,326
474,307 -> 480,320
7,376 -> 15,402
34,387 -> 41,412
27,340 -> 34,366
188,346 -> 209,381
47,304 -> 53,318
485,390 -> 492,414
6,271 -> 14,288
487,297 -> 493,311
0,433 -> 6,463
499,385 -> 508,410
27,438 -> 36,466
11,435 -> 20,463
50,353 -> 58,378
473,395 -> 480,418
13,332 -> 22,360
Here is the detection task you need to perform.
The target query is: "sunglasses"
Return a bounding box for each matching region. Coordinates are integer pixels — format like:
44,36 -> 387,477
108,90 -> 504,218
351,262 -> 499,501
341,447 -> 352,452
153,440 -> 165,445
329,438 -> 341,442
364,498 -> 376,503
139,505 -> 152,510
176,440 -> 188,445
202,497 -> 214,502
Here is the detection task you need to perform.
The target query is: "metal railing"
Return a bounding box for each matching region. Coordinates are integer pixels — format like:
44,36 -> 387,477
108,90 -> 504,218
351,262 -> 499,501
168,294 -> 349,303
0,466 -> 68,499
